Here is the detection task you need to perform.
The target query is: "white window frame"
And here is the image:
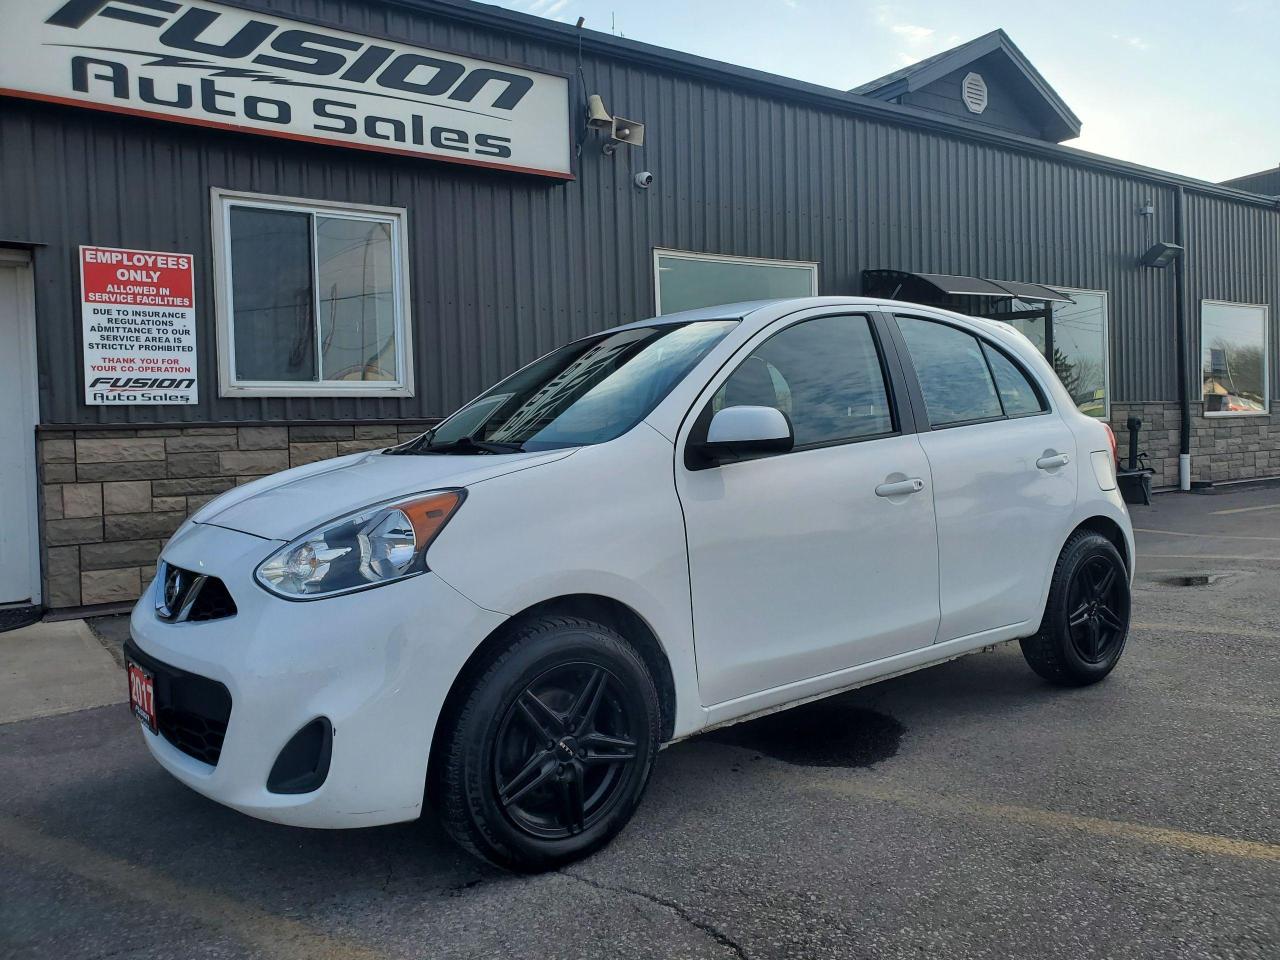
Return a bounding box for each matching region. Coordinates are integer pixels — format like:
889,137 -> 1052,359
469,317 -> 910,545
1200,299 -> 1270,418
653,248 -> 819,315
211,188 -> 414,398
1051,286 -> 1111,421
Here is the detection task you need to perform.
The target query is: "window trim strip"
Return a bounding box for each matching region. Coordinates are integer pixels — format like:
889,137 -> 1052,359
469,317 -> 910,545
1199,298 -> 1270,418
211,187 -> 415,399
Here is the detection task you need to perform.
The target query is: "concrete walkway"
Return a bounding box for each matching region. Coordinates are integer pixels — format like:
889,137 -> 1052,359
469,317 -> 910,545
0,619 -> 125,725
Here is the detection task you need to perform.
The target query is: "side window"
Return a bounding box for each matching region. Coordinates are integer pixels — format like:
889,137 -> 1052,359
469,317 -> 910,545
981,342 -> 1047,416
714,314 -> 894,447
896,317 -> 1002,427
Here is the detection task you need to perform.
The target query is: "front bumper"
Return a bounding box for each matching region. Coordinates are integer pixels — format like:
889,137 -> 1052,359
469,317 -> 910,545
128,521 -> 506,829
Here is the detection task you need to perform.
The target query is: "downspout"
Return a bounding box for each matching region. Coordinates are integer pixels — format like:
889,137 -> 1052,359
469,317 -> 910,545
1173,185 -> 1191,490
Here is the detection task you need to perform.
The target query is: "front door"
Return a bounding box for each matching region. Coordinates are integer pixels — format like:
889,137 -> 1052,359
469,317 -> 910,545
676,311 -> 940,707
890,313 -> 1078,642
0,250 -> 40,605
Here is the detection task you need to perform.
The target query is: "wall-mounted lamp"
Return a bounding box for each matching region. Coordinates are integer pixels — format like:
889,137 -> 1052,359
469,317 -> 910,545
1140,241 -> 1183,268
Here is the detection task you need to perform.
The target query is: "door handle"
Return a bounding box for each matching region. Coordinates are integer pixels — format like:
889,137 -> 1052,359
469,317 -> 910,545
875,477 -> 925,498
1036,453 -> 1071,470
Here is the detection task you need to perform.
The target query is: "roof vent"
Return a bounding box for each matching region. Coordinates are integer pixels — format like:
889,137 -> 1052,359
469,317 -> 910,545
962,72 -> 988,114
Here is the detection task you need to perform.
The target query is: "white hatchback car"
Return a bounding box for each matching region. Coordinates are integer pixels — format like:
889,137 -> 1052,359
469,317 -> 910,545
127,297 -> 1133,871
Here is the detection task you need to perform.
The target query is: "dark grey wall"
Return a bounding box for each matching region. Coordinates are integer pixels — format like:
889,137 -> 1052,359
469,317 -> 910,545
896,55 -> 1047,141
1,0 -> 1275,426
1185,192 -> 1280,397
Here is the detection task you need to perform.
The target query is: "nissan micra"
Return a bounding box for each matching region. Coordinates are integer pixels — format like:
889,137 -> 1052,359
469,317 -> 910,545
127,296 -> 1133,871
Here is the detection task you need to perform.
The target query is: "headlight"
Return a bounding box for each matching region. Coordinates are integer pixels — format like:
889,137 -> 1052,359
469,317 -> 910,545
255,489 -> 465,599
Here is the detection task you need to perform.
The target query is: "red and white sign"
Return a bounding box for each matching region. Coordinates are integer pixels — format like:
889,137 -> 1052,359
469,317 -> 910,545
80,245 -> 198,405
127,659 -> 157,734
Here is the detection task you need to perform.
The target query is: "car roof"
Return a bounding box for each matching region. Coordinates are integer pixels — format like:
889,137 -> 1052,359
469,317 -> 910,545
601,295 -> 1021,334
598,295 -> 1045,365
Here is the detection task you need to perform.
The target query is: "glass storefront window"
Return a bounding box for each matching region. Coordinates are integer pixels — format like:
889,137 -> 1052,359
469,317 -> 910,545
1201,301 -> 1269,415
1051,289 -> 1109,418
654,249 -> 817,314
214,190 -> 411,397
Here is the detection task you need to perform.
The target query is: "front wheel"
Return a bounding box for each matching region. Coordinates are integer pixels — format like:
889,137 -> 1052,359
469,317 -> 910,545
430,615 -> 660,872
1020,530 -> 1130,686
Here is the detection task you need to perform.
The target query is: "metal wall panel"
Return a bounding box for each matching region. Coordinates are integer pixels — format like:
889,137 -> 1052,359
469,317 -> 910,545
1,0 -> 1274,425
1185,192 -> 1280,397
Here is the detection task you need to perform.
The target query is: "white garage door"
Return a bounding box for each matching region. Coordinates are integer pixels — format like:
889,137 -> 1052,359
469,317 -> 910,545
0,249 -> 40,606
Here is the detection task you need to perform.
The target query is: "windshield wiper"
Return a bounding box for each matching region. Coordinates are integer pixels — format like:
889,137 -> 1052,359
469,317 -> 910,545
419,435 -> 524,455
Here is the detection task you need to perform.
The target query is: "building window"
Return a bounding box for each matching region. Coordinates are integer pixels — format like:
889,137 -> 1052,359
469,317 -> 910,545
1202,300 -> 1269,415
1050,289 -> 1110,419
213,189 -> 412,397
654,249 -> 818,315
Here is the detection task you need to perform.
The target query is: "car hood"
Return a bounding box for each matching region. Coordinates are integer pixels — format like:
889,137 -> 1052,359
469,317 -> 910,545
191,447 -> 575,541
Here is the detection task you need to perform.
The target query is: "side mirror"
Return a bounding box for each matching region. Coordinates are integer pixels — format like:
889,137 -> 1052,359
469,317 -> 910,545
696,405 -> 794,463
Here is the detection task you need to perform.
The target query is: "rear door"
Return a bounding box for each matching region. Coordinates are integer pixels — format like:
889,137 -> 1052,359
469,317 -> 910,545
886,312 -> 1078,643
676,310 -> 940,707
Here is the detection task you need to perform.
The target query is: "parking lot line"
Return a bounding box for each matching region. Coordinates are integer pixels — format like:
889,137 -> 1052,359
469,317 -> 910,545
1133,527 -> 1280,542
1210,502 -> 1280,516
1131,620 -> 1277,640
0,813 -> 389,960
1140,554 -> 1280,562
822,783 -> 1280,864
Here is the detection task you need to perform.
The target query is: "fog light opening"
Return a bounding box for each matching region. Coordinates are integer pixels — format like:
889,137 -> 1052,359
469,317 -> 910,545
267,718 -> 333,795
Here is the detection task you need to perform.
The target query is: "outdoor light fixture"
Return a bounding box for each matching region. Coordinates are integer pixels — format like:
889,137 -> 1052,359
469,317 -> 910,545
1140,241 -> 1183,268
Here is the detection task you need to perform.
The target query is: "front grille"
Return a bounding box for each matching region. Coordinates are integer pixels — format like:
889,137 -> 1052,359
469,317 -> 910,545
187,576 -> 237,622
156,562 -> 237,623
124,640 -> 233,767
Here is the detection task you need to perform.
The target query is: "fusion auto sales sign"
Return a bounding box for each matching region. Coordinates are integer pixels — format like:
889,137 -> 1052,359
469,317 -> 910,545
2,0 -> 572,178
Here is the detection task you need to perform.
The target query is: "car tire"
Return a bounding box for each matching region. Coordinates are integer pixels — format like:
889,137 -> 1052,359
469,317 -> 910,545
430,615 -> 661,872
1020,530 -> 1131,687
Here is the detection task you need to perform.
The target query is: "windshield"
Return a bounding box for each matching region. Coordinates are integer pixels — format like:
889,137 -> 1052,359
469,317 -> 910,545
415,320 -> 737,453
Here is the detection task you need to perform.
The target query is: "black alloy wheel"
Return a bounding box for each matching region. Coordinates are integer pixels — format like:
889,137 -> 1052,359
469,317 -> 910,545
494,662 -> 639,838
1065,556 -> 1127,664
431,615 -> 660,872
1021,530 -> 1130,686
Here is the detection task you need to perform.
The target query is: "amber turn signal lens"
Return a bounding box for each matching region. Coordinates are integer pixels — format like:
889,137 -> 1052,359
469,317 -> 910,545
400,490 -> 464,548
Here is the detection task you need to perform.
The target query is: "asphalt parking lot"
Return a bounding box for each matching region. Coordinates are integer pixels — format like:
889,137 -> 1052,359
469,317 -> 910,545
3,487 -> 1278,960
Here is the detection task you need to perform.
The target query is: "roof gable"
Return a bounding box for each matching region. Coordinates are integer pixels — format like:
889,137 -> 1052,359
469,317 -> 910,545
850,30 -> 1081,143
1221,167 -> 1280,197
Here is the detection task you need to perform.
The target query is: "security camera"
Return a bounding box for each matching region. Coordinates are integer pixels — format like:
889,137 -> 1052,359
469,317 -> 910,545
634,171 -> 654,189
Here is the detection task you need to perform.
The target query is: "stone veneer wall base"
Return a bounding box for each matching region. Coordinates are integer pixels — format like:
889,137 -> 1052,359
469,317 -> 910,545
37,423 -> 431,609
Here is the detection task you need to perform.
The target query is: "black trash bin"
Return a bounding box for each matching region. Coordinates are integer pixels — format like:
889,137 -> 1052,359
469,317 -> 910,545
1116,416 -> 1154,506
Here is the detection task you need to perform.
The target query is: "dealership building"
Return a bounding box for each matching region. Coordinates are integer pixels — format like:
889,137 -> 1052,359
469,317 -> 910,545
2,0 -> 1279,616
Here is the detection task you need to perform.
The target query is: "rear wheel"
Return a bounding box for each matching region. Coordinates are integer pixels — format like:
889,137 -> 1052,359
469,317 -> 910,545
431,616 -> 660,872
1020,531 -> 1130,686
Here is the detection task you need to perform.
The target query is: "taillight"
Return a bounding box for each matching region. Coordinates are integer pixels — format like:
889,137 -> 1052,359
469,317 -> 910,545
1102,422 -> 1118,468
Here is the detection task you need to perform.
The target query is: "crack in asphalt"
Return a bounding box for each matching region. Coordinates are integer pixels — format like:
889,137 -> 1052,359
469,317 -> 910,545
559,869 -> 748,959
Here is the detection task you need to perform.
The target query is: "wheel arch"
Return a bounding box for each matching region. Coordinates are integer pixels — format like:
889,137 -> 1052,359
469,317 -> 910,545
429,594 -> 679,777
1073,514 -> 1131,573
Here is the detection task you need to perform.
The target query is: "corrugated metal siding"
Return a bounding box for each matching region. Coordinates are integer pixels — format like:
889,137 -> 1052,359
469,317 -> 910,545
1,0 -> 1272,424
1185,192 -> 1280,397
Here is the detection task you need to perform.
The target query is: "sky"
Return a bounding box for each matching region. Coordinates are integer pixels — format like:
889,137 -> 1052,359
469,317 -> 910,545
488,0 -> 1280,184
